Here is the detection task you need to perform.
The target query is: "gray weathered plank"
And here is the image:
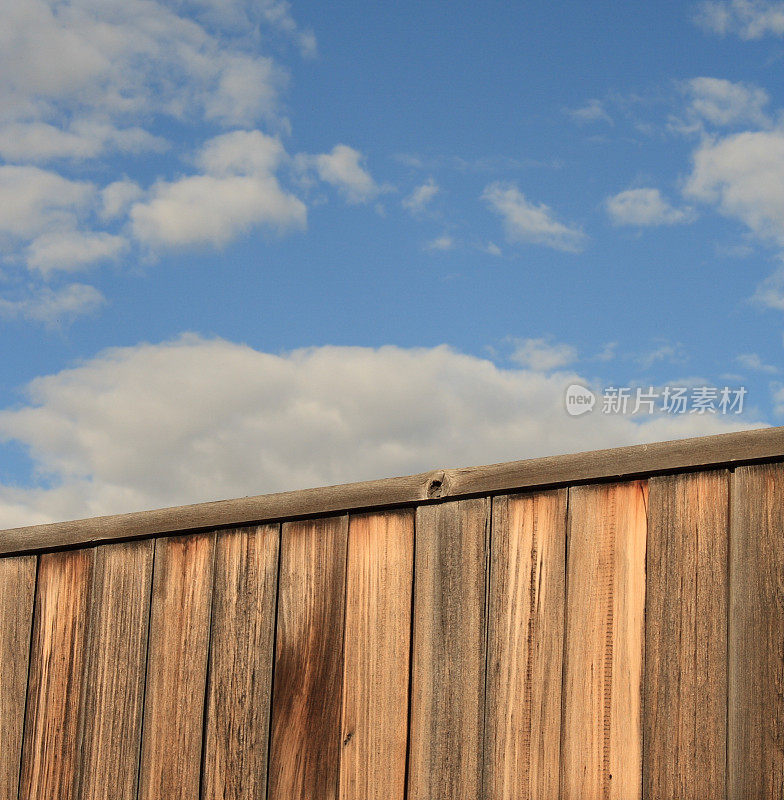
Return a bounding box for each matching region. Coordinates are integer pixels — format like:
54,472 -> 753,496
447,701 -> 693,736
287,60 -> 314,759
267,515 -> 349,800
0,555 -> 37,800
407,498 -> 490,800
728,463 -> 784,799
338,510 -> 414,800
644,471 -> 728,800
484,490 -> 566,800
1,426 -> 780,555
137,533 -> 216,800
202,524 -> 280,800
560,481 -> 648,800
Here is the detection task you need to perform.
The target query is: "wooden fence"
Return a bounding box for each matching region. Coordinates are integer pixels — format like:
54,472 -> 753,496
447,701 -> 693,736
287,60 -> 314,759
1,427 -> 783,800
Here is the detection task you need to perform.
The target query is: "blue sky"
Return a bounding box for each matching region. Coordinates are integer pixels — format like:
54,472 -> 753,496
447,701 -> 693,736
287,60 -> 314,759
1,0 -> 784,524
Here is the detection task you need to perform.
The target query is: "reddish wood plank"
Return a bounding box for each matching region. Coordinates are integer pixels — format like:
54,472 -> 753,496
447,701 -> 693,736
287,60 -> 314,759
202,525 -> 280,800
484,490 -> 567,800
728,463 -> 784,799
338,510 -> 414,800
77,539 -> 155,800
137,533 -> 216,800
0,555 -> 37,800
19,549 -> 94,800
644,471 -> 728,800
267,515 -> 349,800
407,498 -> 490,800
560,481 -> 648,800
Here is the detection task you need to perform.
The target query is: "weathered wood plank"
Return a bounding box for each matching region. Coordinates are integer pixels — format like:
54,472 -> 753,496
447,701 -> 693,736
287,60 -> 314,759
644,471 -> 728,800
407,498 -> 490,800
267,515 -> 349,800
1,426 -> 780,555
137,533 -> 216,800
560,481 -> 648,800
0,555 -> 37,800
202,524 -> 280,800
76,539 -> 155,800
484,490 -> 566,800
338,510 -> 414,800
728,463 -> 784,799
19,549 -> 94,800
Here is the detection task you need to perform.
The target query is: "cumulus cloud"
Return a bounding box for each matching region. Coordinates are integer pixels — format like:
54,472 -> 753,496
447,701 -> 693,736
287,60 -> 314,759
425,235 -> 454,251
696,0 -> 784,38
403,178 -> 439,214
606,188 -> 694,226
130,130 -> 306,247
683,77 -> 771,129
0,336 -> 762,526
0,283 -> 105,326
510,338 -> 577,371
313,145 -> 381,204
482,182 -> 587,252
753,263 -> 784,309
736,352 -> 779,373
685,128 -> 784,244
27,231 -> 127,275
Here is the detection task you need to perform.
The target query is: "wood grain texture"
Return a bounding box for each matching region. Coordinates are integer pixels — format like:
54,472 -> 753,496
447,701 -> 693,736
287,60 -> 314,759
201,524 -> 280,800
2,426 -> 780,555
484,490 -> 566,800
728,463 -> 784,799
644,471 -> 728,800
0,555 -> 37,800
338,510 -> 414,800
407,498 -> 490,800
19,548 -> 94,800
137,533 -> 216,800
76,539 -> 154,800
267,515 -> 349,800
560,481 -> 648,800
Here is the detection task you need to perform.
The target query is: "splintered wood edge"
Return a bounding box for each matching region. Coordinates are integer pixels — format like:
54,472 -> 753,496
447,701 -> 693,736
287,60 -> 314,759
1,426 -> 782,556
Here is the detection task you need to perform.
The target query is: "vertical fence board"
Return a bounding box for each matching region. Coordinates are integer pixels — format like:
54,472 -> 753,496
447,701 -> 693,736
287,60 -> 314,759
138,533 -> 216,800
338,510 -> 414,800
19,549 -> 94,800
561,481 -> 648,800
728,463 -> 784,799
268,515 -> 349,800
76,539 -> 154,800
0,555 -> 37,800
202,524 -> 280,800
484,490 -> 566,800
407,498 -> 490,800
644,471 -> 728,800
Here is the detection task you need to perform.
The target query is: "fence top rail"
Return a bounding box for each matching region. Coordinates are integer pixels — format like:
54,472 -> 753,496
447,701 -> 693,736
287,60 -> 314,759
1,425 -> 782,556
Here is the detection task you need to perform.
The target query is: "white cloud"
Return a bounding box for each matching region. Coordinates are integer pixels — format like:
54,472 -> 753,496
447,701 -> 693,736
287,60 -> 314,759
314,145 -> 381,204
685,128 -> 784,244
0,336 -> 762,526
100,180 -> 143,221
425,235 -> 454,251
684,77 -> 771,128
566,99 -> 613,125
606,188 -> 694,226
27,231 -> 127,275
753,264 -> 784,309
696,0 -> 784,38
773,383 -> 784,415
736,352 -> 779,373
0,121 -> 167,163
403,178 -> 439,214
0,283 -> 105,325
0,165 -> 94,241
510,338 -> 577,371
482,182 -> 587,252
637,342 -> 689,369
130,130 -> 306,248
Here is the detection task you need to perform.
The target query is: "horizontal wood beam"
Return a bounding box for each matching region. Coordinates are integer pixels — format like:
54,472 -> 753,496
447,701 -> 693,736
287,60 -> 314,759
1,426 -> 782,556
